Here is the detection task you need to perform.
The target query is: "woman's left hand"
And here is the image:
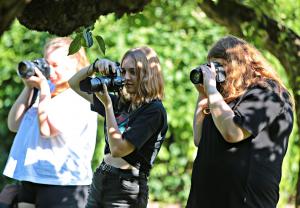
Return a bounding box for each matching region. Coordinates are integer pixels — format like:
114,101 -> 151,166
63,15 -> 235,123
202,62 -> 217,94
95,84 -> 112,108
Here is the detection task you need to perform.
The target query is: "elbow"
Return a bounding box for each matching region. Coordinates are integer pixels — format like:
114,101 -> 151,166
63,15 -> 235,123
110,147 -> 123,157
8,124 -> 18,133
222,131 -> 244,143
68,79 -> 76,90
110,146 -> 129,158
68,75 -> 80,91
7,120 -> 18,133
39,129 -> 51,138
40,130 -> 59,138
39,127 -> 58,138
223,134 -> 236,143
193,137 -> 200,147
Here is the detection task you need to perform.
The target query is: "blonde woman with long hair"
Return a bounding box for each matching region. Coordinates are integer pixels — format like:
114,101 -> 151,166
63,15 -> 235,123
69,46 -> 168,207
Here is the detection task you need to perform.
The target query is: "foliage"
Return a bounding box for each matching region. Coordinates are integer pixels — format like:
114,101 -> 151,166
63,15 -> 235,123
243,0 -> 300,34
68,26 -> 106,56
0,0 -> 299,207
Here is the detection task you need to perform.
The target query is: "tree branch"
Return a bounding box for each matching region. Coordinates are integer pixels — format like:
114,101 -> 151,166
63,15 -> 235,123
0,0 -> 150,36
0,0 -> 30,36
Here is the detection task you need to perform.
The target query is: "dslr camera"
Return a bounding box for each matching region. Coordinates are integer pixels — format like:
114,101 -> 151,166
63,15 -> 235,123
79,64 -> 125,93
18,58 -> 51,79
190,61 -> 226,84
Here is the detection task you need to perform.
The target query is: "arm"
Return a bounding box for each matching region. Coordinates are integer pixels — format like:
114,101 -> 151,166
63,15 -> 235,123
7,86 -> 34,132
25,69 -> 59,137
193,86 -> 208,146
203,63 -> 250,143
207,88 -> 250,143
68,64 -> 94,103
37,77 -> 55,137
95,86 -> 135,158
68,58 -> 118,103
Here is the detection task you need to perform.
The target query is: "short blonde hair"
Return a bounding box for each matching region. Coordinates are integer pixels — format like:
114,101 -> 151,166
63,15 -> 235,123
44,37 -> 89,71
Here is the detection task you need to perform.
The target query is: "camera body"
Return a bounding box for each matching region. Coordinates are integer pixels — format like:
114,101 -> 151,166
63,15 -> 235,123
190,61 -> 226,84
79,65 -> 125,93
18,58 -> 51,79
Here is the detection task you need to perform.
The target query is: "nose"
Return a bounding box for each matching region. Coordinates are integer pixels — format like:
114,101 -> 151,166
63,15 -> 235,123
49,66 -> 55,75
124,71 -> 130,80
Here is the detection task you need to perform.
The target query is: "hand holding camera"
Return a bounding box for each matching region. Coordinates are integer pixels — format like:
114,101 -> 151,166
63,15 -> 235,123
17,58 -> 51,90
190,61 -> 225,93
24,68 -> 49,90
18,58 -> 50,79
80,58 -> 125,94
190,61 -> 225,85
94,59 -> 118,74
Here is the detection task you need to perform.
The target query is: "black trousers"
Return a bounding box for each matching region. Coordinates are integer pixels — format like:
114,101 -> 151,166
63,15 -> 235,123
18,181 -> 89,208
86,161 -> 148,208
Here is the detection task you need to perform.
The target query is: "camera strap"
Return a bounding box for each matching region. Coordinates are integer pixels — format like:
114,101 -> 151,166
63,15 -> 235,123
28,88 -> 39,109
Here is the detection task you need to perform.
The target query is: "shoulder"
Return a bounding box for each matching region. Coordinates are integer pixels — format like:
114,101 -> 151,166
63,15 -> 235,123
237,80 -> 293,116
144,100 -> 166,114
244,80 -> 282,101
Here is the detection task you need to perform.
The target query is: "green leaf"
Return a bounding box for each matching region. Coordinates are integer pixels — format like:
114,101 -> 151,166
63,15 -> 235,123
95,35 -> 106,55
68,34 -> 82,55
83,28 -> 93,48
80,35 -> 88,48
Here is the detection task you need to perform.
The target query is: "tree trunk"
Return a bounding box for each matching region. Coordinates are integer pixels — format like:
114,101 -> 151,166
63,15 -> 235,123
198,0 -> 300,206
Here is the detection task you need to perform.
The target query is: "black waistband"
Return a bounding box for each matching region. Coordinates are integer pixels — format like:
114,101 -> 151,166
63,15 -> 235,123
99,161 -> 148,179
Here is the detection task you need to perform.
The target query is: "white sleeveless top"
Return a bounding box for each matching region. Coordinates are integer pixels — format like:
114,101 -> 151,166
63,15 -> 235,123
3,89 -> 98,185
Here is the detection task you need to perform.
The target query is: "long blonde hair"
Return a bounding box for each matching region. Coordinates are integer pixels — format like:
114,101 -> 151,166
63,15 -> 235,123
121,46 -> 164,105
208,35 -> 293,105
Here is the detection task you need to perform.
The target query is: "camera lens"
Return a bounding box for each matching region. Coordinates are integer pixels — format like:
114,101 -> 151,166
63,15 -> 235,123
190,68 -> 203,84
90,77 -> 105,92
17,61 -> 35,78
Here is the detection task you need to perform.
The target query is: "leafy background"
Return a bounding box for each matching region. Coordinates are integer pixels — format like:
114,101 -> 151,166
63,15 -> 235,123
0,0 -> 299,207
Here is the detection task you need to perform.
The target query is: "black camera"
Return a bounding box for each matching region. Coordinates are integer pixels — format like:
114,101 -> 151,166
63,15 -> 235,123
190,61 -> 226,84
79,65 -> 125,93
17,58 -> 51,79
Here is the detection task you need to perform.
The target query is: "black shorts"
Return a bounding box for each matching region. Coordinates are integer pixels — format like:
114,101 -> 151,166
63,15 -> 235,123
18,181 -> 89,208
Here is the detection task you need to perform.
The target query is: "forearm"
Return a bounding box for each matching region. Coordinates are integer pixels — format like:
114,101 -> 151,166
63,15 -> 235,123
38,82 -> 53,137
208,88 -> 244,143
193,95 -> 206,146
68,65 -> 94,102
104,105 -> 127,157
7,86 -> 33,132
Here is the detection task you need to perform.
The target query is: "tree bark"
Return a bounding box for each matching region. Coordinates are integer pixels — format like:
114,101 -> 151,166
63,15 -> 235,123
0,0 -> 30,36
198,0 -> 300,206
0,0 -> 150,36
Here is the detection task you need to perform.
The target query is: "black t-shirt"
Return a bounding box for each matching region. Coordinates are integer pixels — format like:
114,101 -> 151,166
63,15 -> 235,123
187,81 -> 294,208
91,94 -> 168,175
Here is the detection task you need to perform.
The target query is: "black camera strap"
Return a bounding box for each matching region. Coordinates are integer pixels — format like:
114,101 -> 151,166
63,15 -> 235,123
28,88 -> 39,109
